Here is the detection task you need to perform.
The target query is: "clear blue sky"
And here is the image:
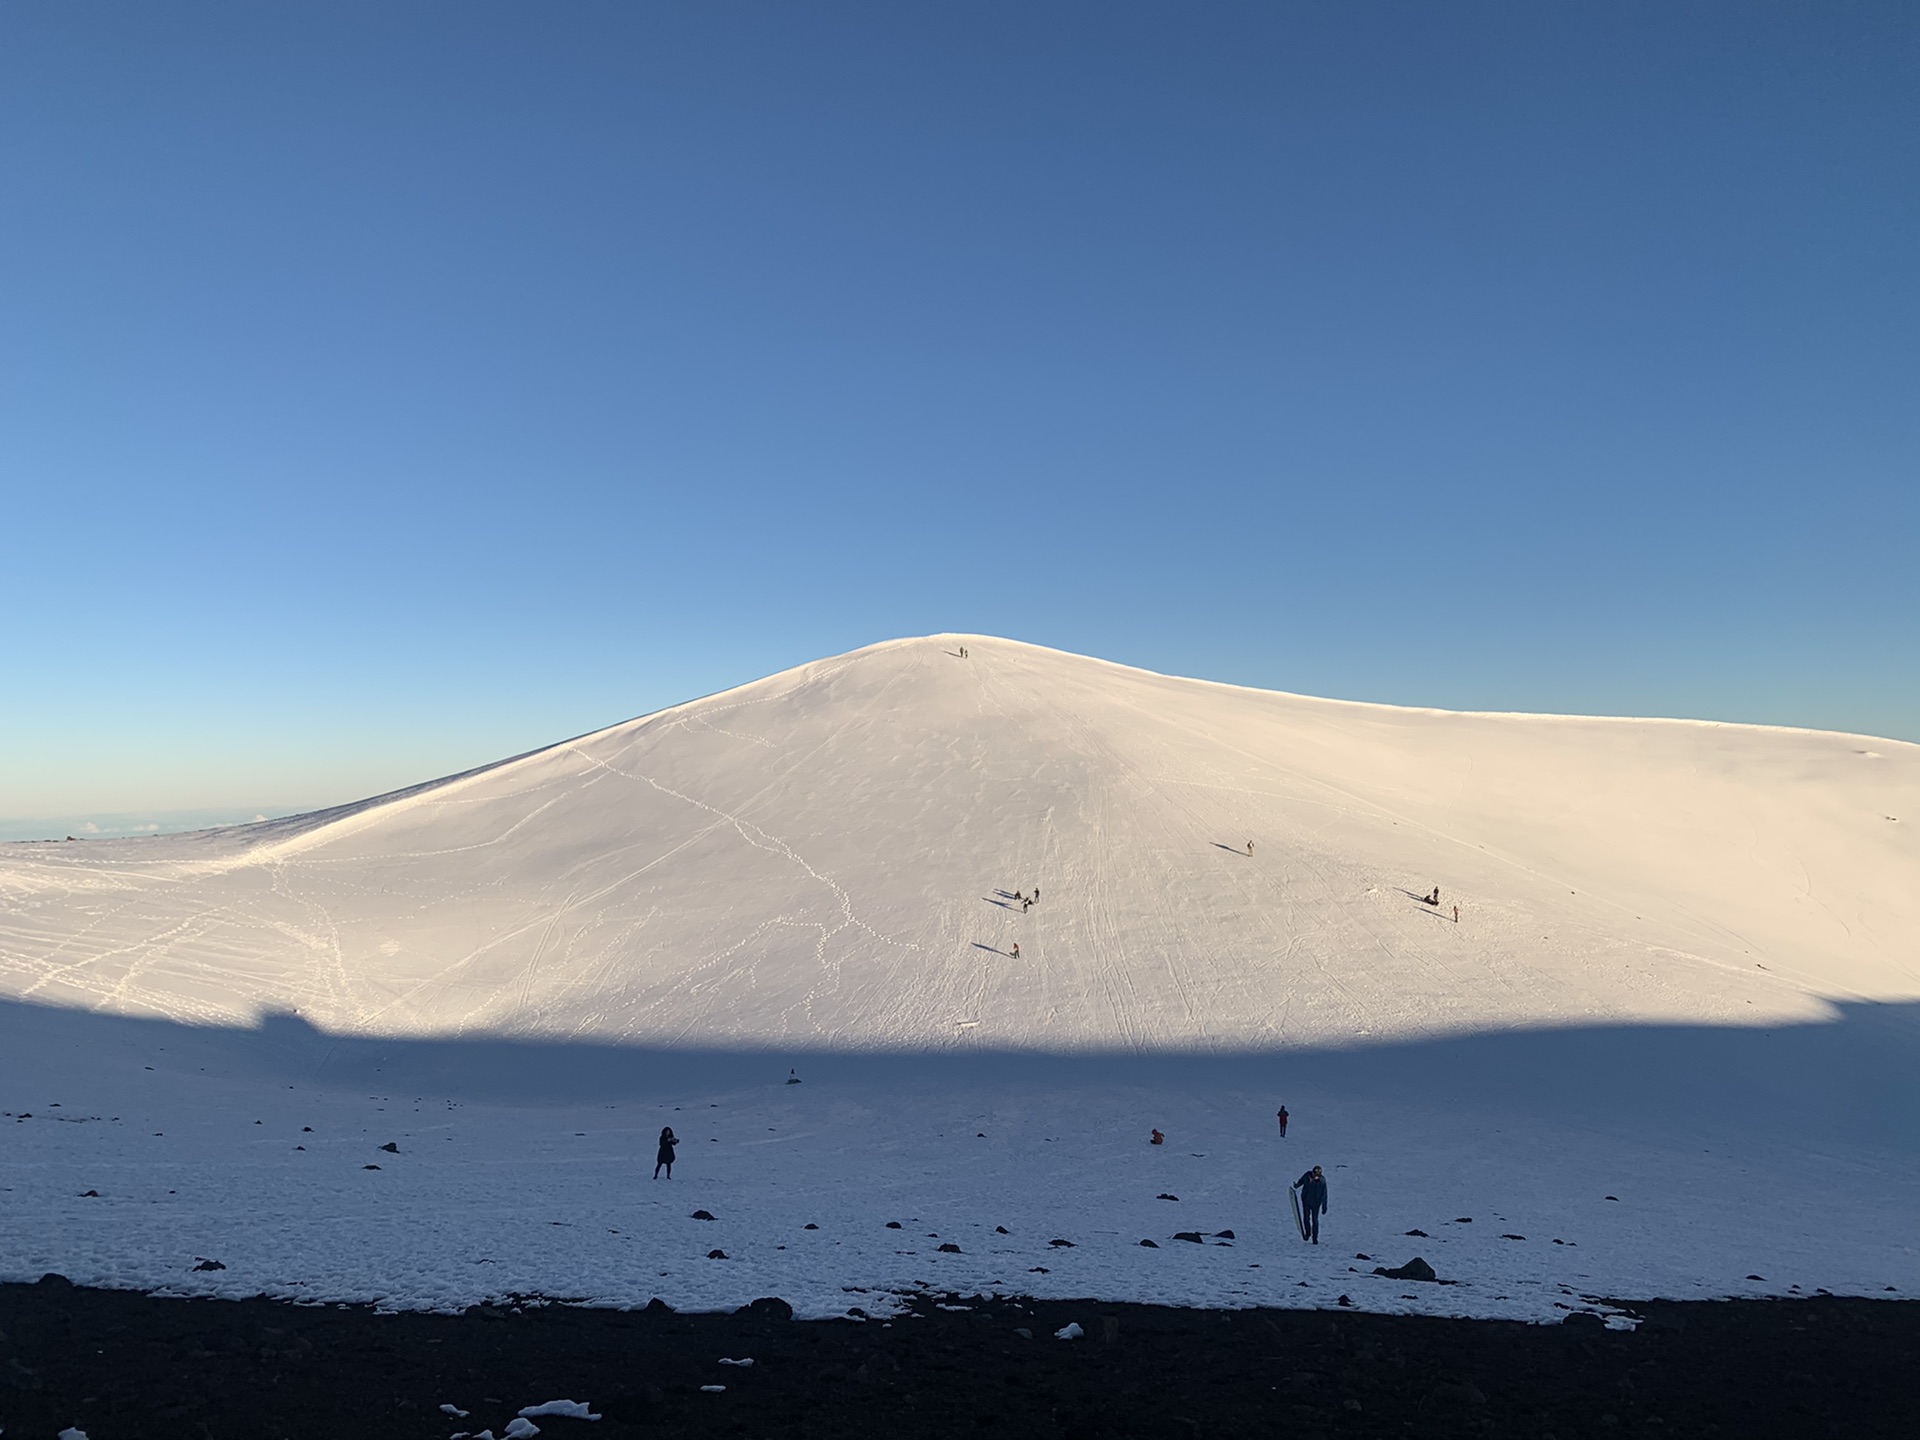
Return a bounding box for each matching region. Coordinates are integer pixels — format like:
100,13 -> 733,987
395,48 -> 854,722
3,2 -> 1916,830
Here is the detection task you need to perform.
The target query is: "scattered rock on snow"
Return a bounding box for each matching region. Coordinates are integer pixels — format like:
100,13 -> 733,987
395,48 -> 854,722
1405,1229 -> 1428,1237
1214,1230 -> 1235,1239
1502,1233 -> 1526,1241
1157,1193 -> 1179,1201
1139,1239 -> 1159,1247
1452,1217 -> 1473,1224
691,1209 -> 716,1221
363,1164 -> 381,1170
1173,1232 -> 1204,1244
1373,1257 -> 1438,1282
937,1243 -> 962,1253
885,1221 -> 903,1229
994,1225 -> 1009,1234
1048,1238 -> 1076,1248
192,1258 -> 226,1272
804,1223 -> 819,1229
707,1249 -> 728,1260
379,1142 -> 399,1153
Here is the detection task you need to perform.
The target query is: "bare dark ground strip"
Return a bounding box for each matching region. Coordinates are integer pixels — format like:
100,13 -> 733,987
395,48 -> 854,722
1,1278 -> 1915,1439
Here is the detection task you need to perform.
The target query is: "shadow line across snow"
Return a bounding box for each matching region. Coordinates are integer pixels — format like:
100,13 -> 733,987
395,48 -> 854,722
3,996 -> 1916,1155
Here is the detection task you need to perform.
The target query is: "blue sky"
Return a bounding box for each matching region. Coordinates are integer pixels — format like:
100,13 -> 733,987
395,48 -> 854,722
3,2 -> 1915,830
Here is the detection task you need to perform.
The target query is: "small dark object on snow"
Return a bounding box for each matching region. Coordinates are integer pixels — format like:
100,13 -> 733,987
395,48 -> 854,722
804,1223 -> 819,1230
379,1142 -> 399,1153
1452,1217 -> 1473,1224
1405,1228 -> 1428,1237
707,1249 -> 728,1260
1355,1253 -> 1372,1261
1605,1195 -> 1619,1202
1048,1238 -> 1076,1248
1502,1233 -> 1526,1241
1748,1274 -> 1766,1281
1028,1266 -> 1049,1273
937,1243 -> 962,1254
363,1164 -> 381,1170
740,1296 -> 793,1320
80,1189 -> 99,1197
786,1070 -> 801,1084
977,1132 -> 986,1137
37,1273 -> 73,1288
294,1145 -> 305,1150
692,1209 -> 717,1221
302,1126 -> 312,1132
885,1221 -> 903,1229
1373,1257 -> 1438,1282
1157,1193 -> 1179,1201
1336,1294 -> 1353,1307
994,1225 -> 1009,1234
1140,1239 -> 1159,1247
1214,1230 -> 1235,1240
1563,1311 -> 1604,1329
1173,1231 -> 1204,1244
192,1258 -> 226,1272
644,1297 -> 674,1313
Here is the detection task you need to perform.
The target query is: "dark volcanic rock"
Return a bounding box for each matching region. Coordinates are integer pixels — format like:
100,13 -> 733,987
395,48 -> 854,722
1373,1257 -> 1438,1282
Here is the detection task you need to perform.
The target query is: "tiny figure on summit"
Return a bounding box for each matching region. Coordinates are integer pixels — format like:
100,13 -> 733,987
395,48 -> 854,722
1293,1165 -> 1329,1243
1276,1105 -> 1289,1138
654,1127 -> 679,1180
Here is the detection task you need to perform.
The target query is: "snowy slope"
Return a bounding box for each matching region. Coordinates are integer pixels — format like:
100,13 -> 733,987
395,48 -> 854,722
2,635 -> 1915,1046
2,636 -> 1917,1324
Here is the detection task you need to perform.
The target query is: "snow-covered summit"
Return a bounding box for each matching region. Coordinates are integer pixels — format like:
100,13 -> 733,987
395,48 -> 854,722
2,635 -> 1914,1047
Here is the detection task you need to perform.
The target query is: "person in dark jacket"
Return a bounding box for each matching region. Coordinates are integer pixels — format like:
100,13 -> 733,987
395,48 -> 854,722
654,1127 -> 679,1180
1293,1165 -> 1328,1242
1276,1105 -> 1289,1138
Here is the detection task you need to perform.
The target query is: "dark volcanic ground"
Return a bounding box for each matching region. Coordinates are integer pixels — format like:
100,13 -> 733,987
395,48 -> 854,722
1,1278 -> 1914,1439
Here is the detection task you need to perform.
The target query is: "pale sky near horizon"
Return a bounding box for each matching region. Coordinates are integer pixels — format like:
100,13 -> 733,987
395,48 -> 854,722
3,2 -> 1916,833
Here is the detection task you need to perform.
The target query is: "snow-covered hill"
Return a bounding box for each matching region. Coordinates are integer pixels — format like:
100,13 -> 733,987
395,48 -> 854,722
3,637 -> 1916,1322
2,635 -> 1915,1045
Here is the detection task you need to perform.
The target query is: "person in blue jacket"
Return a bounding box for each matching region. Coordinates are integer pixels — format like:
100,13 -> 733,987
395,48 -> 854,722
1293,1165 -> 1328,1243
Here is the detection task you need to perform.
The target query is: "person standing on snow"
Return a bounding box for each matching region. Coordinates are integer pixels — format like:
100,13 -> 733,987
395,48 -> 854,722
1293,1165 -> 1328,1243
654,1126 -> 679,1180
1010,942 -> 1020,958
1276,1106 -> 1289,1138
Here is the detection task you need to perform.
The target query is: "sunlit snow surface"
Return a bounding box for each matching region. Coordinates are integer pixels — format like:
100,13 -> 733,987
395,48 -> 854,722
1,636 -> 1916,1320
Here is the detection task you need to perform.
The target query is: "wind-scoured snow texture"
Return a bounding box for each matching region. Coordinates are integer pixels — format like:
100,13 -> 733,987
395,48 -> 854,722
1,635 -> 1914,1045
0,636 -> 1916,1323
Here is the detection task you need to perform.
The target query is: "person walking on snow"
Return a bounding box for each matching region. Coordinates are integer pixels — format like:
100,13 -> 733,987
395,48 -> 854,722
1452,903 -> 1459,924
1293,1165 -> 1328,1243
1022,896 -> 1031,912
1247,840 -> 1255,856
1010,942 -> 1020,958
654,1127 -> 679,1180
1277,1106 -> 1289,1138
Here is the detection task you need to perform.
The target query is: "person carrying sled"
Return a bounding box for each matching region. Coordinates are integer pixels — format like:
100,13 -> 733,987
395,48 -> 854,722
654,1126 -> 679,1180
1292,1165 -> 1328,1243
